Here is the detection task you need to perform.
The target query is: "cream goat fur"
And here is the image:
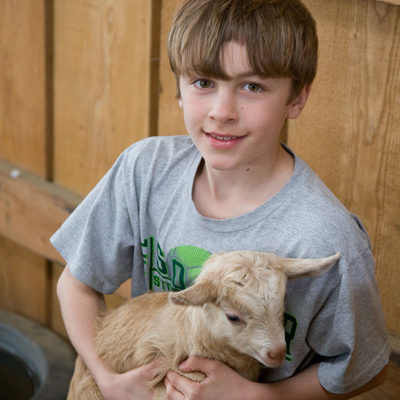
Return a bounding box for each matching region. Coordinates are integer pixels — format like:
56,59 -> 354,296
67,250 -> 340,399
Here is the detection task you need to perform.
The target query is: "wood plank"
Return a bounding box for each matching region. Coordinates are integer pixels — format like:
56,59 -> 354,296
0,0 -> 50,326
149,0 -> 162,137
157,0 -> 186,136
0,239 -> 48,324
0,0 -> 47,175
378,0 -> 400,6
0,159 -> 81,264
54,0 -> 154,195
0,158 -> 132,299
288,0 -> 400,334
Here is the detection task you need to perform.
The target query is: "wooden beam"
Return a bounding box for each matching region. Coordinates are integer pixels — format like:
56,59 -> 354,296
0,158 -> 81,264
0,158 -> 131,299
378,0 -> 400,6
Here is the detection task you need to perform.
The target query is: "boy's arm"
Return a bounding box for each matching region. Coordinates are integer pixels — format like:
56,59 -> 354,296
57,266 -> 110,383
164,356 -> 388,400
57,266 -> 160,400
260,362 -> 388,400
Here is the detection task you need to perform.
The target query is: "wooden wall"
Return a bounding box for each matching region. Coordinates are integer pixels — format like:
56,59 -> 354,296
53,0 -> 160,194
0,0 -> 49,325
0,0 -> 399,344
289,0 -> 400,337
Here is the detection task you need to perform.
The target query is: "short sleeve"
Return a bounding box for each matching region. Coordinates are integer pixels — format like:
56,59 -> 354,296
50,151 -> 136,294
307,248 -> 391,393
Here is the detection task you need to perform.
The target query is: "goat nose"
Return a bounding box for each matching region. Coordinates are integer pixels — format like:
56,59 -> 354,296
267,345 -> 286,362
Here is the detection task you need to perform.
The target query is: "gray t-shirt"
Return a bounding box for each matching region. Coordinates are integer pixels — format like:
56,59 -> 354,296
51,135 -> 390,394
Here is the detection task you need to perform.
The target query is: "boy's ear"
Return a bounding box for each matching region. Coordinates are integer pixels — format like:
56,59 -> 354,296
178,98 -> 183,108
287,85 -> 311,120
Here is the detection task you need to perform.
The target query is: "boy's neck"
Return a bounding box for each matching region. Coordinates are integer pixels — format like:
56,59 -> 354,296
192,145 -> 294,219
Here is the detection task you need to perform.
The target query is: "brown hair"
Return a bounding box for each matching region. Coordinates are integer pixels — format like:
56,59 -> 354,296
167,0 -> 318,100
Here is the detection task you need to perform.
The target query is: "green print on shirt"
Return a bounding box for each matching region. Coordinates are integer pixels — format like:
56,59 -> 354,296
141,238 -> 211,291
284,312 -> 297,361
141,237 -> 297,362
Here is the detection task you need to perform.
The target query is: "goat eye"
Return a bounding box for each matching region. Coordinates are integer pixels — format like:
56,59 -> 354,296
226,314 -> 242,324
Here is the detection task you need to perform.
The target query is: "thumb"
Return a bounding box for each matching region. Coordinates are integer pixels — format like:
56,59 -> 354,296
139,357 -> 167,380
179,356 -> 215,373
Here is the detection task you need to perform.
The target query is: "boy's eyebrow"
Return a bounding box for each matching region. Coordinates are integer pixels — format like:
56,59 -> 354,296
233,71 -> 266,79
226,71 -> 275,82
235,71 -> 259,78
184,70 -> 264,80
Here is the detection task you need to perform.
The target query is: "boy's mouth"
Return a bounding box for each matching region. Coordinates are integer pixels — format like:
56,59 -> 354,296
205,131 -> 244,141
203,131 -> 245,149
208,133 -> 237,141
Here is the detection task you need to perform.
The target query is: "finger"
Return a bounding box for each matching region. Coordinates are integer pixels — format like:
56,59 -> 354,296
164,375 -> 185,400
149,357 -> 164,370
179,356 -> 217,373
166,370 -> 200,396
140,359 -> 166,380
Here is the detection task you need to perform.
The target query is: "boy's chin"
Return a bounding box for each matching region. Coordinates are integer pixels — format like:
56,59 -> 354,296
202,156 -> 242,172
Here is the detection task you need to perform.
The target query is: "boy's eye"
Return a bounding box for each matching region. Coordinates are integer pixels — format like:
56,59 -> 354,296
244,82 -> 263,92
194,79 -> 213,89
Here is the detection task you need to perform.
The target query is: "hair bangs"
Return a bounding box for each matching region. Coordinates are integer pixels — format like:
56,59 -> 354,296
168,0 -> 318,98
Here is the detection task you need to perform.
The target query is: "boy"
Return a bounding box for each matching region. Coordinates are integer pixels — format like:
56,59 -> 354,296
52,0 -> 390,399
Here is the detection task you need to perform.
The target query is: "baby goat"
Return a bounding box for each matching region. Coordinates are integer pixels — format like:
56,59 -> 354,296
67,250 -> 340,399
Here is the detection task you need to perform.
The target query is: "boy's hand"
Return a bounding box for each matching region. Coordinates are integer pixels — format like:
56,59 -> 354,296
164,356 -> 257,400
165,359 -> 390,400
97,359 -> 163,400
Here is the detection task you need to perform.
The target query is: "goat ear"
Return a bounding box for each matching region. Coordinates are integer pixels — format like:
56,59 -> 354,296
169,282 -> 218,306
276,253 -> 341,279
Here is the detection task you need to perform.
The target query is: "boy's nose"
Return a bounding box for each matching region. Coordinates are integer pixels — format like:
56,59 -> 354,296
208,91 -> 239,123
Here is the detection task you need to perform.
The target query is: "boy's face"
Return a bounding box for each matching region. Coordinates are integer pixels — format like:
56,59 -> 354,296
179,41 -> 309,172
